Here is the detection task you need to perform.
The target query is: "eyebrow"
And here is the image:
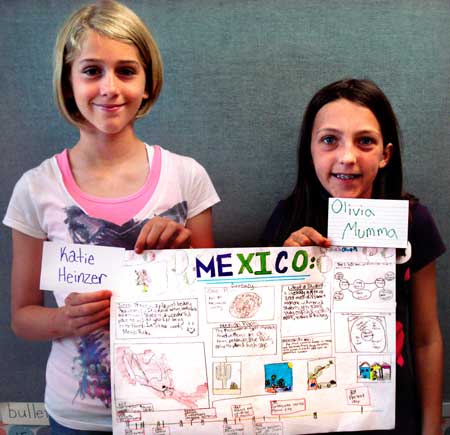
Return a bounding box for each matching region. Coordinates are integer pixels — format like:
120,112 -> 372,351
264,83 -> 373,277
78,58 -> 141,66
315,127 -> 381,135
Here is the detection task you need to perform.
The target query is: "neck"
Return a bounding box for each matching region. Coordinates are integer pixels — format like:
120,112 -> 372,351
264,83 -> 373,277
67,126 -> 150,197
73,126 -> 145,166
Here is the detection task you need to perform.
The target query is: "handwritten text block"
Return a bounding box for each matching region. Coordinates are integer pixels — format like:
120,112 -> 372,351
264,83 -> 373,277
116,299 -> 198,338
212,323 -> 277,357
346,387 -> 371,406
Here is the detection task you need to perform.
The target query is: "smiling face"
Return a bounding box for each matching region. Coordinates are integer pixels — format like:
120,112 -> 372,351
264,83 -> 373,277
310,99 -> 392,199
70,30 -> 148,137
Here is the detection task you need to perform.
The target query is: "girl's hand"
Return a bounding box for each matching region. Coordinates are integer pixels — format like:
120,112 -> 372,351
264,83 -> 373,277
62,290 -> 112,337
283,226 -> 331,248
134,216 -> 191,253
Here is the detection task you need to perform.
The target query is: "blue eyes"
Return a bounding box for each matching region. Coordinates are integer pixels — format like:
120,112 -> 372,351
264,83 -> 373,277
320,136 -> 376,146
359,136 -> 374,145
322,135 -> 335,145
81,67 -> 137,77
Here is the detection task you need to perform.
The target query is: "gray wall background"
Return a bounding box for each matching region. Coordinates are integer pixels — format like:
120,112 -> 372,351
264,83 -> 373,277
0,0 -> 449,407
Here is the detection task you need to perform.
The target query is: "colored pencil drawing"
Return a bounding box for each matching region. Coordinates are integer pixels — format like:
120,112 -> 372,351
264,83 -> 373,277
307,358 -> 337,390
358,355 -> 392,382
115,343 -> 209,411
264,362 -> 293,393
213,361 -> 241,394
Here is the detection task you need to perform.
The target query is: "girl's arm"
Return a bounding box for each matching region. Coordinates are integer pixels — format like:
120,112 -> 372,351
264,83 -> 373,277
11,230 -> 111,340
411,261 -> 443,435
186,207 -> 214,248
134,207 -> 215,252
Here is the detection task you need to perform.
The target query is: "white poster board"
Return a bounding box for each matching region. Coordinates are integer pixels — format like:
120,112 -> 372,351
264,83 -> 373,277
110,246 -> 396,434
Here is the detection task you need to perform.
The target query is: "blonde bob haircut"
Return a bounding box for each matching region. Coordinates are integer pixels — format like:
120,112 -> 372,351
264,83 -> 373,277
53,0 -> 163,126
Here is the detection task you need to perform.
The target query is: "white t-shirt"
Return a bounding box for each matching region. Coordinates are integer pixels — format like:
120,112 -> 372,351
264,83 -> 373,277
3,145 -> 220,431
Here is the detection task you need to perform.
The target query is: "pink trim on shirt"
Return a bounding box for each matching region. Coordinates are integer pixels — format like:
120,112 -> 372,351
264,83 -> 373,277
56,145 -> 162,226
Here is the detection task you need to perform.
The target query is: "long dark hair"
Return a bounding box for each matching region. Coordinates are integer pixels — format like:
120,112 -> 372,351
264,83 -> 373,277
279,78 -> 404,242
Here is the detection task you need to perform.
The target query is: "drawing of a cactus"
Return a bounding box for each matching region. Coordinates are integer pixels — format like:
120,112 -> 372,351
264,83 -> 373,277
215,362 -> 231,389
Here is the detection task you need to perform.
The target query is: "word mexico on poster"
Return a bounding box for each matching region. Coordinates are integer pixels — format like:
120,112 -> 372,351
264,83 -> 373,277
110,246 -> 396,434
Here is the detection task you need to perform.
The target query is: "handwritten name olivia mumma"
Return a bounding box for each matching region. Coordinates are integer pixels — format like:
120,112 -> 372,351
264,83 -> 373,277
331,199 -> 398,241
342,221 -> 398,240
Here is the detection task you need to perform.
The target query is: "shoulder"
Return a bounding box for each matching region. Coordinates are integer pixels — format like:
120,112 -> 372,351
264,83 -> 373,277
408,200 -> 446,272
154,145 -> 220,216
9,155 -> 60,199
261,198 -> 294,246
409,201 -> 440,237
268,199 -> 293,222
157,145 -> 215,184
3,154 -> 60,238
17,155 -> 59,186
158,146 -> 205,169
410,201 -> 436,226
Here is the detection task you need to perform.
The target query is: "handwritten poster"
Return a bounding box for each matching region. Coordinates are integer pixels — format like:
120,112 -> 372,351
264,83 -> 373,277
327,198 -> 408,248
110,246 -> 397,434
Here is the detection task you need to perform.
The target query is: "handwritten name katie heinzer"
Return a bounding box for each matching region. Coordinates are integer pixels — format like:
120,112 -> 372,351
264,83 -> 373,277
58,246 -> 107,284
41,242 -> 124,293
328,198 -> 408,248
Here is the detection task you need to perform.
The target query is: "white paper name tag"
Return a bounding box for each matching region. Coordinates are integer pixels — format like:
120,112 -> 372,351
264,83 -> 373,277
327,198 -> 409,248
0,402 -> 49,425
40,241 -> 124,292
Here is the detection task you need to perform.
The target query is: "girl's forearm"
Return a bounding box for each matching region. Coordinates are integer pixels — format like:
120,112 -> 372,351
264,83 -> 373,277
414,338 -> 444,435
411,262 -> 443,435
11,305 -> 69,341
12,290 -> 112,341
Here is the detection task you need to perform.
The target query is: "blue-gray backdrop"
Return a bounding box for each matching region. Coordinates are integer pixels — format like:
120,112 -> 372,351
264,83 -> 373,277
0,0 -> 449,408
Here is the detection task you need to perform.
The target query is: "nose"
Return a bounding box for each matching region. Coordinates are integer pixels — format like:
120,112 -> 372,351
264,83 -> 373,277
339,141 -> 357,165
100,71 -> 118,96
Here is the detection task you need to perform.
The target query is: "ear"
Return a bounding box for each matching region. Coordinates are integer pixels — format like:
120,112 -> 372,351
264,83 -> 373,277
143,85 -> 149,100
379,143 -> 393,169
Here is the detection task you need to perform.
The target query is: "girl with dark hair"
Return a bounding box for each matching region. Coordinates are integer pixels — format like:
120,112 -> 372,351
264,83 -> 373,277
262,78 -> 445,434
